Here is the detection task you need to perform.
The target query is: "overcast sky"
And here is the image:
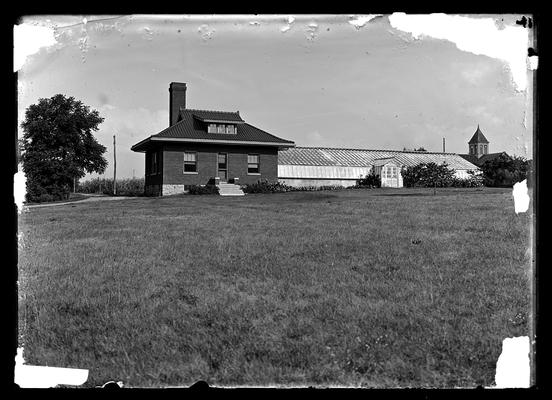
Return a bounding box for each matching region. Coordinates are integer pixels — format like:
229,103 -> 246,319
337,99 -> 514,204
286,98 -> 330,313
16,14 -> 534,179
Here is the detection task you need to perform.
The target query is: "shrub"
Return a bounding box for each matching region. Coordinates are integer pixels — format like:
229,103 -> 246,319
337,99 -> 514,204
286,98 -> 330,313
26,182 -> 71,203
356,172 -> 381,188
402,163 -> 484,188
292,185 -> 345,191
402,162 -> 456,188
187,185 -> 219,195
36,193 -> 55,203
241,180 -> 350,193
241,180 -> 293,194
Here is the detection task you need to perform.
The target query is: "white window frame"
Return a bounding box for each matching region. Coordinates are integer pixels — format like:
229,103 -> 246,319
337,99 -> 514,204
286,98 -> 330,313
183,151 -> 198,174
247,154 -> 260,174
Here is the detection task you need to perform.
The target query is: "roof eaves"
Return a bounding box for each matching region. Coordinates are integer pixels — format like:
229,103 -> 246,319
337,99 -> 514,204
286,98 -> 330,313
243,123 -> 295,144
150,136 -> 295,147
130,136 -> 153,152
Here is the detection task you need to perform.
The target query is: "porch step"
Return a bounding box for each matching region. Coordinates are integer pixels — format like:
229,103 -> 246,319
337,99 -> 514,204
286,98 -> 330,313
218,183 -> 245,196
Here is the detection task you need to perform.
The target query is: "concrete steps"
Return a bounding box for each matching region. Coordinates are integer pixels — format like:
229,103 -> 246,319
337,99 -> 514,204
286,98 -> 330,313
218,183 -> 245,196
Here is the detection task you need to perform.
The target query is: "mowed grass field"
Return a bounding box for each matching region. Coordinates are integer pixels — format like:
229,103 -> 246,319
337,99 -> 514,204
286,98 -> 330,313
17,187 -> 532,388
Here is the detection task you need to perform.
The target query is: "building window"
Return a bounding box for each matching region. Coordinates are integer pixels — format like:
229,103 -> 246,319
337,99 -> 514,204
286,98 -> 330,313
382,166 -> 397,179
248,154 -> 260,174
484,145 -> 488,154
208,123 -> 236,134
183,152 -> 197,173
479,145 -> 483,154
150,151 -> 158,175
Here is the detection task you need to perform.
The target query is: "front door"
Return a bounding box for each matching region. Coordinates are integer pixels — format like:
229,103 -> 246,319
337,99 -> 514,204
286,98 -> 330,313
385,165 -> 399,188
217,153 -> 228,182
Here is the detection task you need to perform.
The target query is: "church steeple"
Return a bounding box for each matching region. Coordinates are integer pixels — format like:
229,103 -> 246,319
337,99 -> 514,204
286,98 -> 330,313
468,125 -> 489,158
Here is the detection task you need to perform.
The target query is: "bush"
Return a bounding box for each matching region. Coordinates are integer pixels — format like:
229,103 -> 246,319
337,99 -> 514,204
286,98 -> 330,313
402,162 -> 456,188
356,172 -> 381,188
241,180 -> 293,194
292,185 -> 345,191
241,180 -> 351,194
402,163 -> 485,188
35,193 -> 55,203
187,185 -> 219,195
26,181 -> 71,203
78,177 -> 145,196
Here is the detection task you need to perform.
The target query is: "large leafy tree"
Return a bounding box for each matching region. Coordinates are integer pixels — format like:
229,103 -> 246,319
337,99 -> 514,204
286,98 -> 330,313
20,94 -> 107,202
479,154 -> 529,187
402,162 -> 456,188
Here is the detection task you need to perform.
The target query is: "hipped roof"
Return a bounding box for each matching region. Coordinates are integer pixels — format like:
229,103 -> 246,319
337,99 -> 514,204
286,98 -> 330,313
468,126 -> 489,144
131,108 -> 295,152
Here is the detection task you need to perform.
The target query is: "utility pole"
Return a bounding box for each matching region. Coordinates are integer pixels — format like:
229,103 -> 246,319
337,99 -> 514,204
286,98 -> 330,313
113,134 -> 117,196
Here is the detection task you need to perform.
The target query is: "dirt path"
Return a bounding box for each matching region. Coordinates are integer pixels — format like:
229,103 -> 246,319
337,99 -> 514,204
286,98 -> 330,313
24,194 -> 137,209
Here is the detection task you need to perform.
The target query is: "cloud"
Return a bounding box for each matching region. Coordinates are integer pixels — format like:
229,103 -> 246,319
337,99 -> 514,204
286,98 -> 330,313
98,93 -> 110,105
460,62 -> 495,85
95,104 -> 167,142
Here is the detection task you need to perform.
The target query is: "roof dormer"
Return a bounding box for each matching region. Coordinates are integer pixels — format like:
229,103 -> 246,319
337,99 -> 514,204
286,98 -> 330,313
207,123 -> 238,134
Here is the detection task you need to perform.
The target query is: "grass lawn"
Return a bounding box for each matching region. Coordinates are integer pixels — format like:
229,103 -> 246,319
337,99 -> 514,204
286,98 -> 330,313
17,187 -> 532,388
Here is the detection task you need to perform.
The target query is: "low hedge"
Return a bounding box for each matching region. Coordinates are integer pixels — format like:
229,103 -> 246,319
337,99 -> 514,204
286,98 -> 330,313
241,180 -> 293,194
187,185 -> 220,195
241,180 -> 347,193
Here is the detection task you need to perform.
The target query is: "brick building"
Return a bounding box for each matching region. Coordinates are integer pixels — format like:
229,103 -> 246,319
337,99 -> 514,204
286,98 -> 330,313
131,82 -> 295,196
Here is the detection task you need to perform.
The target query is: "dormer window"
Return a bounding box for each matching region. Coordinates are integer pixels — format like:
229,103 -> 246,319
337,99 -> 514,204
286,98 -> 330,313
207,123 -> 237,134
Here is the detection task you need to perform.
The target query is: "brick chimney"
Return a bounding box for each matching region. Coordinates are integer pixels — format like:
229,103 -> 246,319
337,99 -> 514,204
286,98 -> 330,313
169,82 -> 187,126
